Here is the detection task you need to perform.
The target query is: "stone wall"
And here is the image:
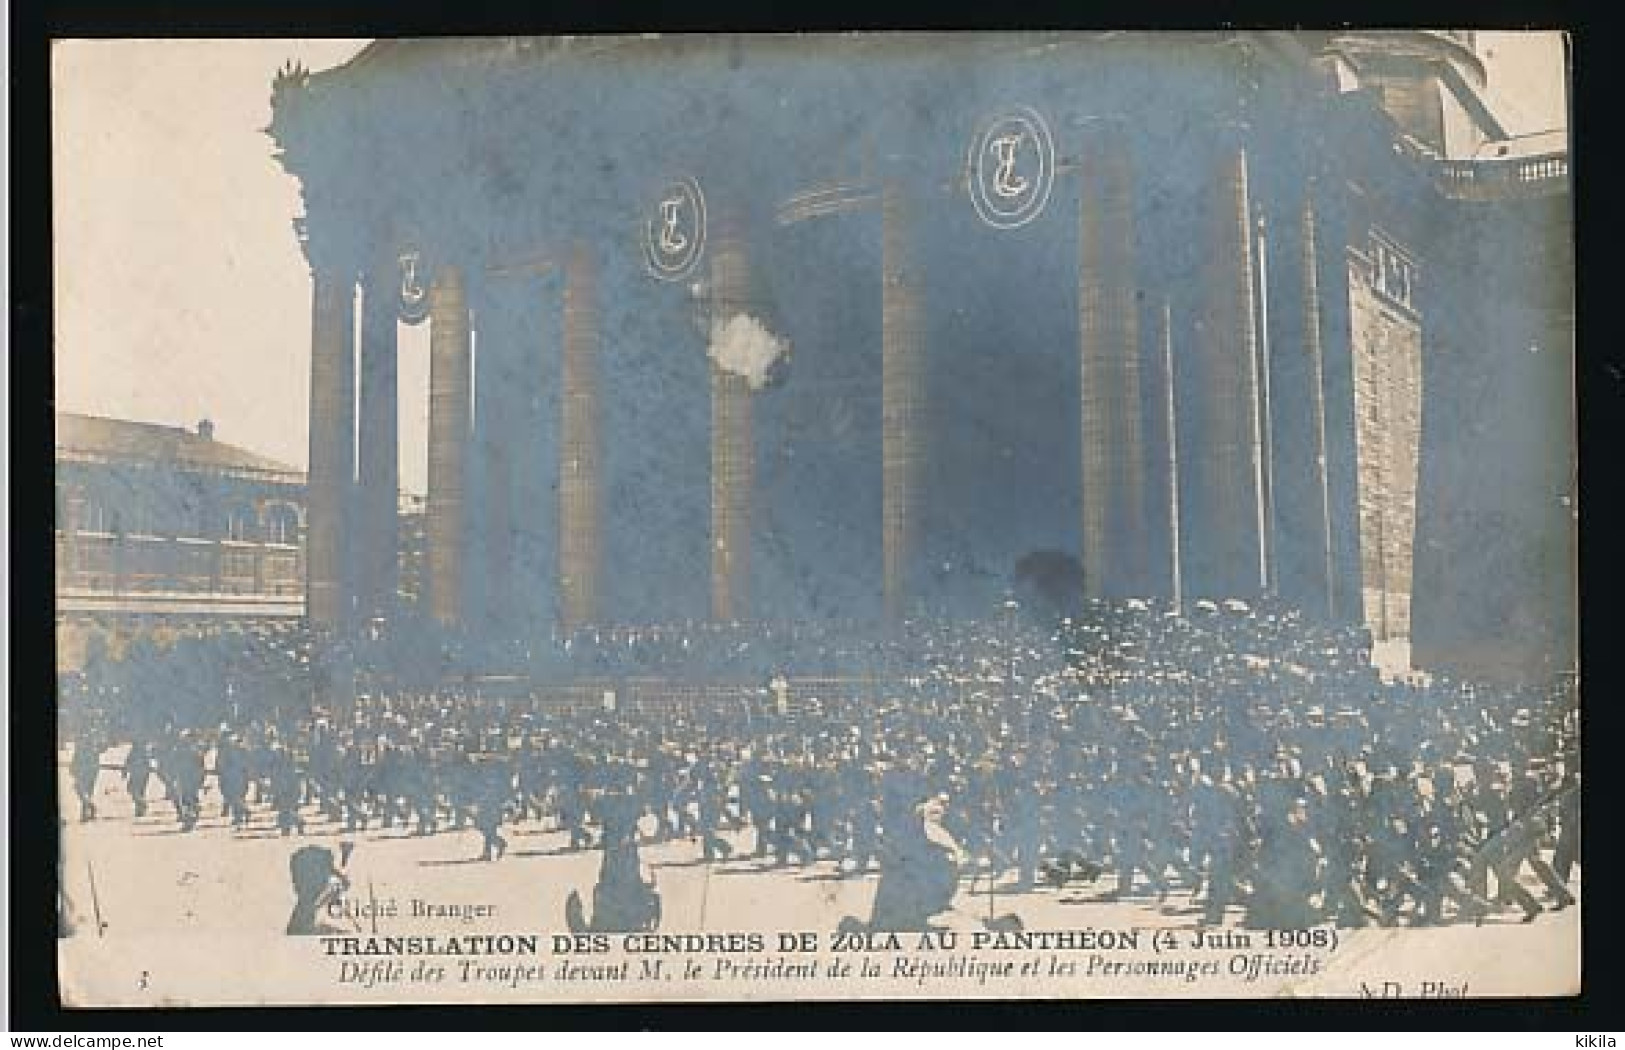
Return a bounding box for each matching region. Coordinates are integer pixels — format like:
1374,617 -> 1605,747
1346,234 -> 1423,641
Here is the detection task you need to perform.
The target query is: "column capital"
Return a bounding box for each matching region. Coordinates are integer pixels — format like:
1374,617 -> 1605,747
305,245 -> 361,288
300,205 -> 369,286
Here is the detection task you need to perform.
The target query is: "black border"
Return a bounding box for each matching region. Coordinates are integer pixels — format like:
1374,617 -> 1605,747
10,0 -> 1617,1032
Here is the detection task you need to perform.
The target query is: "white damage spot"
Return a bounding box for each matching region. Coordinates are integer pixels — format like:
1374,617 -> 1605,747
708,313 -> 787,390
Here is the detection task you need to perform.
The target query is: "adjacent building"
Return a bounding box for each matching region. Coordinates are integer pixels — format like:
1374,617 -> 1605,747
55,413 -> 307,666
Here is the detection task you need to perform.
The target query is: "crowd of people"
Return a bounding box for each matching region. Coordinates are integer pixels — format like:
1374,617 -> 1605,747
62,599 -> 1579,930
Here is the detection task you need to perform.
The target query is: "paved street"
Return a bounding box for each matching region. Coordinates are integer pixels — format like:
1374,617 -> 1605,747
63,760 -> 1186,941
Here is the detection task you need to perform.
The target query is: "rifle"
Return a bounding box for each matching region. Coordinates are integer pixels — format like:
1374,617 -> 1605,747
86,859 -> 107,937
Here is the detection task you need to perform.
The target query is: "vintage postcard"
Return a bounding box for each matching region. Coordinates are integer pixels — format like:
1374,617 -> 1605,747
52,32 -> 1576,1005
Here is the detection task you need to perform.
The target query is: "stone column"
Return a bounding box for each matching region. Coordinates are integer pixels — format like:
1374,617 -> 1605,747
503,277 -> 554,636
881,183 -> 922,623
357,270 -> 400,621
710,219 -> 753,623
1194,143 -> 1265,597
427,264 -> 472,626
558,245 -> 602,631
306,265 -> 357,628
481,405 -> 517,635
1078,129 -> 1147,597
478,280 -> 541,637
1159,299 -> 1183,609
1300,194 -> 1337,621
471,282 -> 511,634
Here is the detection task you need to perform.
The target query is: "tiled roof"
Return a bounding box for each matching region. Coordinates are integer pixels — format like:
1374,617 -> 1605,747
55,412 -> 303,479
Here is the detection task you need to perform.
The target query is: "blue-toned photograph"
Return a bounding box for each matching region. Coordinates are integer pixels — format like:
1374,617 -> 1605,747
52,32 -> 1575,1003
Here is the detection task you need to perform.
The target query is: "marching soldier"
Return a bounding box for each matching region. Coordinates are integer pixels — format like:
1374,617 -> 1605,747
307,719 -> 342,821
1552,766 -> 1580,887
555,742 -> 591,850
693,748 -> 732,862
999,751 -> 1042,890
473,753 -> 512,861
1191,768 -> 1245,926
70,733 -> 104,822
124,738 -> 156,819
267,740 -> 306,836
1418,765 -> 1493,924
1246,796 -> 1322,929
339,739 -> 372,832
215,730 -> 251,828
1311,766 -> 1372,927
739,749 -> 774,858
515,735 -> 549,825
405,739 -> 439,836
170,730 -> 206,833
1472,766 -> 1543,922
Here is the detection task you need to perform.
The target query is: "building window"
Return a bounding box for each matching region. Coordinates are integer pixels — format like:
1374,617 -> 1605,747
226,504 -> 256,542
1370,237 -> 1416,311
180,499 -> 212,539
124,502 -> 158,538
81,500 -> 109,534
263,503 -> 300,545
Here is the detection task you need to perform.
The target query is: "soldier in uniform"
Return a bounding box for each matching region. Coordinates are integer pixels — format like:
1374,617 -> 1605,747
151,730 -> 180,818
70,732 -> 103,822
405,738 -> 439,836
267,740 -> 306,836
1104,763 -> 1163,901
1191,767 -> 1246,926
1497,779 -> 1575,915
1310,766 -> 1372,927
170,730 -> 206,833
998,751 -> 1042,890
739,748 -> 774,858
1552,765 -> 1580,887
215,730 -> 251,828
374,737 -> 405,830
844,760 -> 884,877
555,742 -> 591,850
1418,764 -> 1493,924
1472,765 -> 1544,922
693,748 -> 732,862
307,719 -> 341,821
808,758 -> 843,859
339,739 -> 371,832
246,725 -> 273,807
1246,795 -> 1322,929
473,752 -> 513,861
515,734 -> 549,825
645,745 -> 678,842
123,738 -> 156,819
1514,759 -> 1576,911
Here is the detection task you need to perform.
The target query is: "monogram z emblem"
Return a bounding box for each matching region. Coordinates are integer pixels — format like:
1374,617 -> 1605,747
644,176 -> 707,280
397,248 -> 431,325
968,108 -> 1056,230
